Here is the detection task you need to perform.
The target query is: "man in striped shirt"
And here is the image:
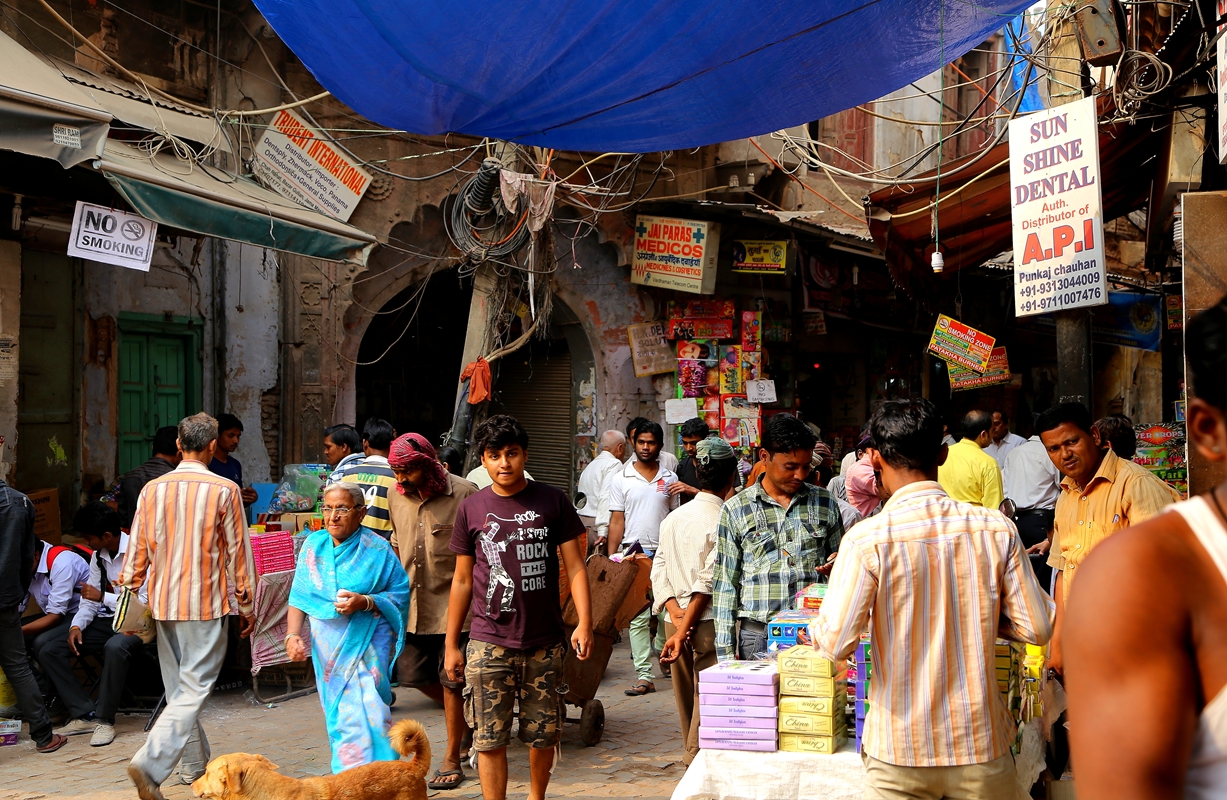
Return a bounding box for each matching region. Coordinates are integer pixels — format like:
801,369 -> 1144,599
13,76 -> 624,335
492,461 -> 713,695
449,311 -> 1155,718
122,413 -> 255,800
814,398 -> 1053,798
331,418 -> 398,539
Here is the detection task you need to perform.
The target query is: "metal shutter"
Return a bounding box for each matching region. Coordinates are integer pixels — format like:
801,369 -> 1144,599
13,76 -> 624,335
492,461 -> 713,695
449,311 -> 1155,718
489,344 -> 574,492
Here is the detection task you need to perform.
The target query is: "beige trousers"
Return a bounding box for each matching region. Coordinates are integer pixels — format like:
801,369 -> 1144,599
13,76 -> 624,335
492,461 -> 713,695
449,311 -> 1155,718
665,619 -> 717,765
862,752 -> 1018,800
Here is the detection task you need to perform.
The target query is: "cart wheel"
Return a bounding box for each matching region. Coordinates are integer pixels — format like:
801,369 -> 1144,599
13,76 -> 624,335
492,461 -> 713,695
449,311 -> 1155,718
579,699 -> 605,746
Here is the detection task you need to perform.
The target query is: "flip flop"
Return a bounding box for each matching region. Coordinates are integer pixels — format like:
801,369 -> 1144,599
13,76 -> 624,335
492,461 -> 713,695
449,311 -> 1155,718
624,680 -> 656,696
37,733 -> 68,753
428,769 -> 467,790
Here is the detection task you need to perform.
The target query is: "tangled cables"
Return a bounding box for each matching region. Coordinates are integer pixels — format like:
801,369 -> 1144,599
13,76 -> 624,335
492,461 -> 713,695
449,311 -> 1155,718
446,158 -> 531,262
1113,49 -> 1173,118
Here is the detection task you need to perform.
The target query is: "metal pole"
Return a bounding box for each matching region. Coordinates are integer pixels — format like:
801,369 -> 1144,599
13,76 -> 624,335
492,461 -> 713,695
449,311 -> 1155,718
1046,0 -> 1093,407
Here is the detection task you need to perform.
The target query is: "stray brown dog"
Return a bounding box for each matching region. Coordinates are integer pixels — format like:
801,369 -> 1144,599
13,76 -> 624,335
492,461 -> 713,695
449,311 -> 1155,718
191,719 -> 430,800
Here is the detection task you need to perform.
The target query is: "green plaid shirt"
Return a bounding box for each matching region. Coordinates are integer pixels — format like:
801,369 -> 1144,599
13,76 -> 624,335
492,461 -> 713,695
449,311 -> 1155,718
713,478 -> 844,660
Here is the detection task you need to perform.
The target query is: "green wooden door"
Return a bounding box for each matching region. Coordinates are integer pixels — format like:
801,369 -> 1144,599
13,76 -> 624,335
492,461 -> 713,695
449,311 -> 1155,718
117,330 -> 193,475
16,251 -> 79,530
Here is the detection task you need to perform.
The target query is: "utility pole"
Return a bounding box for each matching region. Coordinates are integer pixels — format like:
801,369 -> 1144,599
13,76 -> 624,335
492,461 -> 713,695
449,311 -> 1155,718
1045,0 -> 1093,405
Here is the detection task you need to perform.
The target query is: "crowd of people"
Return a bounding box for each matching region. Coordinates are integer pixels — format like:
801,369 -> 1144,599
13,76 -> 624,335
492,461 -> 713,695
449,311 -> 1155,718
7,297 -> 1227,800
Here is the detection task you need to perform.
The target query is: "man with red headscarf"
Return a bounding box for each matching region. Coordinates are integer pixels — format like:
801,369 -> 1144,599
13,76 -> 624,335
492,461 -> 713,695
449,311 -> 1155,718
387,433 -> 479,790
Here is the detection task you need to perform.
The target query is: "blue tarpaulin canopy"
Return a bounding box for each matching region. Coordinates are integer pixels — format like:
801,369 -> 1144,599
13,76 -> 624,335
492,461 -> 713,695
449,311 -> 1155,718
253,0 -> 1030,153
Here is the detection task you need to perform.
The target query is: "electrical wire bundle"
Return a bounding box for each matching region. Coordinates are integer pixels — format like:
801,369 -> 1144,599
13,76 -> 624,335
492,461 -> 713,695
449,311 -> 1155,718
445,157 -> 531,263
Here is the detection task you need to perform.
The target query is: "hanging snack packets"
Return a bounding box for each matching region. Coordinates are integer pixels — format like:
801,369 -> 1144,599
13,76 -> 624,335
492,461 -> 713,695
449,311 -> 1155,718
720,345 -> 743,393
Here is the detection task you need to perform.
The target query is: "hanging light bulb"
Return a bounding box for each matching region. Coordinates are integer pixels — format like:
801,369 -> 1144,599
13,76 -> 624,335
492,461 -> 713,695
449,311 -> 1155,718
931,250 -> 944,273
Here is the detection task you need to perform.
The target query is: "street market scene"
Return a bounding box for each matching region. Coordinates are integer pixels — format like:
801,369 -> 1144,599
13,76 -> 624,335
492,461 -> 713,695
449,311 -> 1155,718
0,0 -> 1224,798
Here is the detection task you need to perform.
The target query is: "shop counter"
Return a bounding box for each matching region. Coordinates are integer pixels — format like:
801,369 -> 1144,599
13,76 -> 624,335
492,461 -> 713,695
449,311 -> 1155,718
671,743 -> 863,800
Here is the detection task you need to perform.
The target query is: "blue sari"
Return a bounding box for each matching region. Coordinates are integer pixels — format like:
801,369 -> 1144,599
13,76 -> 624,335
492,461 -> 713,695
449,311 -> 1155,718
289,526 -> 410,773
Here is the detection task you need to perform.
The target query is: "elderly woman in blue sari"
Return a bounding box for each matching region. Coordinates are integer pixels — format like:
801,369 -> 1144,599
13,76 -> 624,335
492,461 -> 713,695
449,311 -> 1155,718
286,482 -> 410,773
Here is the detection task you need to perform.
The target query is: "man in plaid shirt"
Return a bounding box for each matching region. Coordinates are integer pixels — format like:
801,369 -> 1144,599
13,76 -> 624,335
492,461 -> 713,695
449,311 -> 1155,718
713,414 -> 844,661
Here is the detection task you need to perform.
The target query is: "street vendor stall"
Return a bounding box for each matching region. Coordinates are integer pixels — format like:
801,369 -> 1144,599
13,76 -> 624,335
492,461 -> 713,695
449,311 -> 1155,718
671,745 -> 863,800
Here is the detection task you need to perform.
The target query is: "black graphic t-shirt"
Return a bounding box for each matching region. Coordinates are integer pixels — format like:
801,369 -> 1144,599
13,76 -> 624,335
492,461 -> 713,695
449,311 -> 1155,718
452,481 -> 585,650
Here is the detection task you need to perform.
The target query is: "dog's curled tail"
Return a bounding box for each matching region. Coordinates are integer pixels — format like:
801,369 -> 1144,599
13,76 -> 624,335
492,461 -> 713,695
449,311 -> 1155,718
389,719 -> 431,780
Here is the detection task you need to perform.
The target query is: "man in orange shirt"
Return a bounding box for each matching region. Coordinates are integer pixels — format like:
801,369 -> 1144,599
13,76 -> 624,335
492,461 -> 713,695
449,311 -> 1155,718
1039,402 -> 1179,674
122,413 -> 255,800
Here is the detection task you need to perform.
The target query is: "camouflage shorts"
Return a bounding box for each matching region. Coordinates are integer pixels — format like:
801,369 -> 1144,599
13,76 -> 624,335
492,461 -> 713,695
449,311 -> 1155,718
463,639 -> 567,751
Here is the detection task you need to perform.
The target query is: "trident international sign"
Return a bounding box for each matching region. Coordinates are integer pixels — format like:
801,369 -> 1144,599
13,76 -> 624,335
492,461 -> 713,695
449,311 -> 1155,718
1008,96 -> 1107,317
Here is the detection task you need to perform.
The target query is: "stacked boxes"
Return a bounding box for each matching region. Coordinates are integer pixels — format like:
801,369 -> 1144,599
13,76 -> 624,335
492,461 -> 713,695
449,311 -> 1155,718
766,609 -> 822,653
851,637 -> 871,750
795,583 -> 826,611
697,661 -> 779,752
250,530 -> 295,575
777,645 -> 847,753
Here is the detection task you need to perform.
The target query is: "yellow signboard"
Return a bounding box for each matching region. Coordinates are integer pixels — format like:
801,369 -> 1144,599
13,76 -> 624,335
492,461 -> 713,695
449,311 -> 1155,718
732,240 -> 788,274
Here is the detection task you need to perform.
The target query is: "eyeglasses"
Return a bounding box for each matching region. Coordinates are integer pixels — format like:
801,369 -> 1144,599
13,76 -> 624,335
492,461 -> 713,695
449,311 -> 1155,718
321,506 -> 359,517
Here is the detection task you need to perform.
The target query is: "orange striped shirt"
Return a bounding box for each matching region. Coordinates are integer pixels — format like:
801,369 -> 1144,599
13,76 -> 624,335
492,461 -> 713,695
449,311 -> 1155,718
121,460 -> 255,620
813,481 -> 1054,767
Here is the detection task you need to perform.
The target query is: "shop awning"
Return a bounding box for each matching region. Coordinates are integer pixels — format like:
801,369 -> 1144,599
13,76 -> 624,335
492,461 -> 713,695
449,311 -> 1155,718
865,114 -> 1160,298
93,140 -> 377,264
0,31 -> 112,168
48,58 -> 233,155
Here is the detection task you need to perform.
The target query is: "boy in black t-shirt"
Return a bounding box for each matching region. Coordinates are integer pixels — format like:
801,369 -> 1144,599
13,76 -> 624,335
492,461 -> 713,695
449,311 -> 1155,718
446,415 -> 592,800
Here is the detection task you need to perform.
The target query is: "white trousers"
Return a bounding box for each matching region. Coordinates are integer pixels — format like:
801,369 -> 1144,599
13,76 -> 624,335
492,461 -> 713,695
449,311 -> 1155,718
129,619 -> 226,785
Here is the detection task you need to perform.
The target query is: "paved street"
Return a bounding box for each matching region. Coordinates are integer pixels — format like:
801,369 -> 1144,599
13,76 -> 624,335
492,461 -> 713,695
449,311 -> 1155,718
0,636 -> 685,800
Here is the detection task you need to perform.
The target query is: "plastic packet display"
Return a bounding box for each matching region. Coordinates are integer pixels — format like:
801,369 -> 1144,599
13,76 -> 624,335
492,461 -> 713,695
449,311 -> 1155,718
269,464 -> 330,512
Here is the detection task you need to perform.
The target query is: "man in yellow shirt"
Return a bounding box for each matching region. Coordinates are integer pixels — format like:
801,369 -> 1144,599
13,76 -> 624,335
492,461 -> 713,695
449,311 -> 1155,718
1039,402 -> 1180,673
938,410 -> 1004,510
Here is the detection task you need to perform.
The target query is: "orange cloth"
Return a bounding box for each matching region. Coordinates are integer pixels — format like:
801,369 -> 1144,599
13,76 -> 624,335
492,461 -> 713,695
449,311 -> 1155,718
461,357 -> 491,404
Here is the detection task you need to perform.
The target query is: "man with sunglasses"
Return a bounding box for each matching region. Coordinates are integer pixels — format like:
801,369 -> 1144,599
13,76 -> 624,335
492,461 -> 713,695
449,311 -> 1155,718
386,433 -> 478,791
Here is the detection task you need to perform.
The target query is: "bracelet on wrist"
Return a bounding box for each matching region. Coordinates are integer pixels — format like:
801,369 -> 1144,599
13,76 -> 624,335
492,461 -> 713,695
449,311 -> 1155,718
285,633 -> 301,641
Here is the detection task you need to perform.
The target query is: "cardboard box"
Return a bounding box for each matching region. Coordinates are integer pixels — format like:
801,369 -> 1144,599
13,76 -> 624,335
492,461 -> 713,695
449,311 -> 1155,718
699,660 -> 778,685
779,711 -> 846,736
698,736 -> 777,752
778,645 -> 847,678
767,610 -> 822,648
780,674 -> 846,698
28,489 -> 61,545
698,680 -> 777,697
699,725 -> 778,740
778,695 -> 843,716
779,731 -> 846,754
0,718 -> 20,747
701,715 -> 777,729
699,692 -> 777,707
699,704 -> 778,718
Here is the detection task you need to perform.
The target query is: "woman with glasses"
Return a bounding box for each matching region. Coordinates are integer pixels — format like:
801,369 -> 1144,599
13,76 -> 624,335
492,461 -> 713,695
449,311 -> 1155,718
285,482 -> 410,773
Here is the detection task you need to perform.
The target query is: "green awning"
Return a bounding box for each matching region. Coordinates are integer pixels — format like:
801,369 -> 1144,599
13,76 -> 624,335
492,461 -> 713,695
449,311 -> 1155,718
95,140 -> 377,264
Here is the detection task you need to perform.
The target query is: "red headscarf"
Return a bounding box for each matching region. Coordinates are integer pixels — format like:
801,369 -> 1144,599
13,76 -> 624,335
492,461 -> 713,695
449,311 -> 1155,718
388,433 -> 450,499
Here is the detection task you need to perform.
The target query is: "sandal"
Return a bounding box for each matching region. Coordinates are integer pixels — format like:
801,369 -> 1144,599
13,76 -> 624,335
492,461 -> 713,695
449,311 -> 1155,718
37,733 -> 68,753
428,769 -> 467,790
624,680 -> 656,696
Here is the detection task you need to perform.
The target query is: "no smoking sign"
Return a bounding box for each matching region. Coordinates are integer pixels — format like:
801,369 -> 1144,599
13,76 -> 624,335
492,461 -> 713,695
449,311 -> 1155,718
67,201 -> 158,271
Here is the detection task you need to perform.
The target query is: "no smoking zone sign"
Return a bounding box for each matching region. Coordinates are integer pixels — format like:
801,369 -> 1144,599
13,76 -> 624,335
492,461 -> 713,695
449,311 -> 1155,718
67,201 -> 158,272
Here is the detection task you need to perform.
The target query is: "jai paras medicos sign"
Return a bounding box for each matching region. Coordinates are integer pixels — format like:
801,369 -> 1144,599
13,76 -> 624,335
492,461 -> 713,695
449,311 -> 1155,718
1008,96 -> 1107,317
